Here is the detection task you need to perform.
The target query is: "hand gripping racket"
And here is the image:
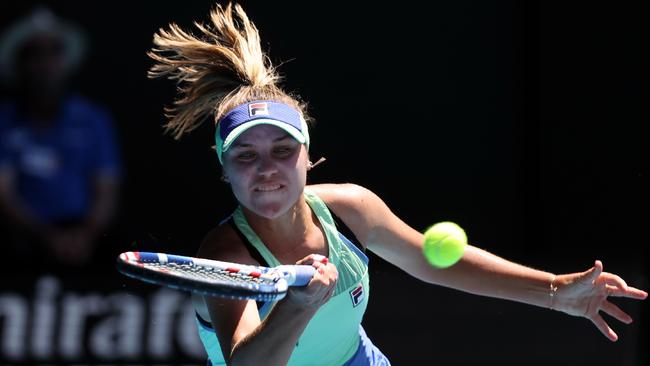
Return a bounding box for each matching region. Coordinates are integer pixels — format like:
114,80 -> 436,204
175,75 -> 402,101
116,251 -> 316,301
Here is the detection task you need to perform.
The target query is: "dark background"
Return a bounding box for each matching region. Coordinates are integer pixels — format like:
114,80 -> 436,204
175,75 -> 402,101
1,1 -> 647,365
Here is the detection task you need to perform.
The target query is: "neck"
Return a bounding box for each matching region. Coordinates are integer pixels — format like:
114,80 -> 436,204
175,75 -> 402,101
242,193 -> 324,260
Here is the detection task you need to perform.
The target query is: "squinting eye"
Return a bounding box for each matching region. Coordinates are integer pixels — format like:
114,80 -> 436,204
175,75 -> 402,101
274,146 -> 294,155
237,151 -> 256,160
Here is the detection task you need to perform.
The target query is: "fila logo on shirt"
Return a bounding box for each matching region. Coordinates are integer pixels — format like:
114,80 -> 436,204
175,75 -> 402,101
249,102 -> 269,116
349,283 -> 364,307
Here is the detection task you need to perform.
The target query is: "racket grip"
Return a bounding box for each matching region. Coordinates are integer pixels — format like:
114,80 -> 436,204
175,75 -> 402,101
277,265 -> 316,286
293,265 -> 316,286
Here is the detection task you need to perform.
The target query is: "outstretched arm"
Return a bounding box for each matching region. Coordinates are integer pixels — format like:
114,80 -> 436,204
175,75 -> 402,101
312,183 -> 647,341
433,247 -> 646,341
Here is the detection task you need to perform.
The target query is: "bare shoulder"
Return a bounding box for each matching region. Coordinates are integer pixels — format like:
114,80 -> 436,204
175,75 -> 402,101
307,183 -> 388,245
307,183 -> 379,207
307,183 -> 378,211
196,221 -> 260,266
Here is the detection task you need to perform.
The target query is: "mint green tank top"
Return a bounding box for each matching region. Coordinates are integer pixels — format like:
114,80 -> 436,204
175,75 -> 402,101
196,189 -> 370,365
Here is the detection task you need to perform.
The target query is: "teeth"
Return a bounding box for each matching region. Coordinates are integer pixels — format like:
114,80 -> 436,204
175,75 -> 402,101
257,184 -> 281,192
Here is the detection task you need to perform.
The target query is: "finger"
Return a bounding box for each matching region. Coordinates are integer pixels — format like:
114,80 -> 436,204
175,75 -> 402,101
606,285 -> 648,300
312,261 -> 338,279
611,287 -> 648,300
311,254 -> 328,264
315,262 -> 339,280
602,274 -> 628,291
589,313 -> 618,342
581,260 -> 603,284
295,256 -> 314,265
311,261 -> 326,276
600,300 -> 633,324
295,254 -> 328,265
626,287 -> 648,299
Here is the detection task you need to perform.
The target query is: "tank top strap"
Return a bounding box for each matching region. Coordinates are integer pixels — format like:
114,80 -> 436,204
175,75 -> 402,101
226,217 -> 269,267
232,189 -> 368,297
302,189 -> 344,266
304,189 -> 368,296
231,206 -> 282,267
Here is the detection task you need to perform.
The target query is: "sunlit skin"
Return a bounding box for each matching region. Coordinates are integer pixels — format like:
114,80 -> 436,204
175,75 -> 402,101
146,4 -> 648,364
220,124 -> 320,260
221,124 -> 310,220
214,123 -> 649,342
192,122 -> 648,366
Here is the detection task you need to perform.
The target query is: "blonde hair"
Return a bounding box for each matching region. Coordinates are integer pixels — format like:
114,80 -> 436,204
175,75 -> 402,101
147,2 -> 309,139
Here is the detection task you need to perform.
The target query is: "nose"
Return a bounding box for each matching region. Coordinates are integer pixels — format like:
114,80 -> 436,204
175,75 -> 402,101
256,154 -> 278,178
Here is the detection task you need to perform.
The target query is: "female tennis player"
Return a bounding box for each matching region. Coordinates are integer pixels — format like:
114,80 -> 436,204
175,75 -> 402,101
147,3 -> 647,365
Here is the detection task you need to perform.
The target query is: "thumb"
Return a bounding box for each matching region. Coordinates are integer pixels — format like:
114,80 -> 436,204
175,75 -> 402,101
580,260 -> 603,284
295,254 -> 328,266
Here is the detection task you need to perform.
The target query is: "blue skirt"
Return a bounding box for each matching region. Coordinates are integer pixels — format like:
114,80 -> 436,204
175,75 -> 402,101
343,326 -> 391,366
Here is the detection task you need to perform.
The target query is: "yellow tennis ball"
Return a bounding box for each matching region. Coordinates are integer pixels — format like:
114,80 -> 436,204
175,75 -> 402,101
422,221 -> 467,268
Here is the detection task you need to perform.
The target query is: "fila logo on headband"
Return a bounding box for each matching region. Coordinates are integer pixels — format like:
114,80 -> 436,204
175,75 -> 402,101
249,102 -> 270,117
349,283 -> 365,307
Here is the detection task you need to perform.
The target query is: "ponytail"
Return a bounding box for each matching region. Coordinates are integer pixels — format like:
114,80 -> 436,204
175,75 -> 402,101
148,3 -> 308,139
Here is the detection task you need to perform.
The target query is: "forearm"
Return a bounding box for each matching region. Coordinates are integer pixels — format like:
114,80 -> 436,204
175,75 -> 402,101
367,219 -> 555,309
428,245 -> 556,309
230,299 -> 317,365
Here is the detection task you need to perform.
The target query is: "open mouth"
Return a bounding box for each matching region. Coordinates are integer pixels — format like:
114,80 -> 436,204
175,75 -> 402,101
254,184 -> 283,192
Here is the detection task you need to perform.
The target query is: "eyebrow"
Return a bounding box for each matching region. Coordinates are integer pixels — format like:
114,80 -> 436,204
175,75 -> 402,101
231,134 -> 293,148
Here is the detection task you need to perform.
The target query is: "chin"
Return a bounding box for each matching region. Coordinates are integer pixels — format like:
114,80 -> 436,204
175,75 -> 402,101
236,183 -> 304,219
252,202 -> 290,219
250,192 -> 302,219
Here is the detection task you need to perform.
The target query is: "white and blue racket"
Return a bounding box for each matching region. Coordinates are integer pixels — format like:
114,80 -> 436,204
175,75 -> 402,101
116,251 -> 316,301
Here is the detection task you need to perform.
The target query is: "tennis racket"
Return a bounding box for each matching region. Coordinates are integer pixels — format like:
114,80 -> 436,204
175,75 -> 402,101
116,251 -> 316,301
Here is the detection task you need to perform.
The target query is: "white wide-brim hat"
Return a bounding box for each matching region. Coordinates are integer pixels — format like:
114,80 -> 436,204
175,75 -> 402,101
0,6 -> 87,84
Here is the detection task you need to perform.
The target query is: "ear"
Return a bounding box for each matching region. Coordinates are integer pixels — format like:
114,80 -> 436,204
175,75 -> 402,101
220,174 -> 230,183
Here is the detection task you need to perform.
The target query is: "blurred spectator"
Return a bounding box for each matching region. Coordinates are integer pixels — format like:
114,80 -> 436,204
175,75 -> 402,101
0,7 -> 121,271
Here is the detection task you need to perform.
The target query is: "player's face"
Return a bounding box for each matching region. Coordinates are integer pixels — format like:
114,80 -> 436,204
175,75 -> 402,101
222,124 -> 308,219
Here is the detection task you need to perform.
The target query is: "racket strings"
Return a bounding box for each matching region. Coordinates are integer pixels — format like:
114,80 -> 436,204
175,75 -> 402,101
145,262 -> 275,285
